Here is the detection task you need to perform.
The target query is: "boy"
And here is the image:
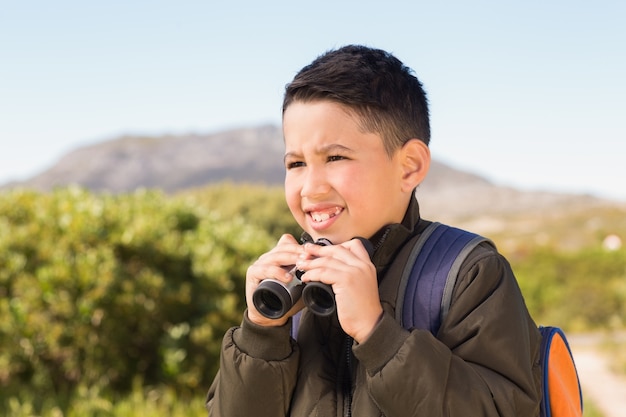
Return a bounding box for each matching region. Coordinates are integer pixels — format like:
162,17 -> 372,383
206,45 -> 541,416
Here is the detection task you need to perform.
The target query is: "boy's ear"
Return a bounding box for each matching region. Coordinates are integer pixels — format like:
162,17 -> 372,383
399,139 -> 430,192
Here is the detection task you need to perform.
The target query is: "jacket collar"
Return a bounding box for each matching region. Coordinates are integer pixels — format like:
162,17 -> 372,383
369,195 -> 421,276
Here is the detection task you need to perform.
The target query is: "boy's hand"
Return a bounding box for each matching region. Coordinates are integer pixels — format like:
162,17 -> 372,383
245,234 -> 305,327
297,238 -> 382,343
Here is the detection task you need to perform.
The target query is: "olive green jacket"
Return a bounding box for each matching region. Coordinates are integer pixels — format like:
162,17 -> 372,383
206,198 -> 542,416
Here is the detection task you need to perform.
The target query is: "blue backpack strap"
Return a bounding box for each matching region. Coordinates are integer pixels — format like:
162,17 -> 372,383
396,222 -> 492,334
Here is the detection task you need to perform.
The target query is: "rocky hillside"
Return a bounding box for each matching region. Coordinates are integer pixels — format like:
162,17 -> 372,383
2,124 -> 612,221
13,125 -> 285,193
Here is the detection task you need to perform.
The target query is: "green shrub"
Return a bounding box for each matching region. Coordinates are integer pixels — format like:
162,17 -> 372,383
3,381 -> 207,417
0,186 -> 274,411
513,246 -> 626,331
178,182 -> 301,238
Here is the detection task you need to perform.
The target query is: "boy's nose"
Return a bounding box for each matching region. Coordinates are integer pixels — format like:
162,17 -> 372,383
300,167 -> 331,198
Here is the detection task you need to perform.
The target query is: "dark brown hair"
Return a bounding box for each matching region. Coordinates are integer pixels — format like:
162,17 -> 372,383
283,45 -> 430,156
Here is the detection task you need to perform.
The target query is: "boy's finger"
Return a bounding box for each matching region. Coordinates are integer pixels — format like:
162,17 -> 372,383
345,237 -> 374,259
276,233 -> 299,245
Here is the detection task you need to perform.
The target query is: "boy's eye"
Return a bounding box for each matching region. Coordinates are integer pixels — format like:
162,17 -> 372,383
286,161 -> 305,170
327,155 -> 346,162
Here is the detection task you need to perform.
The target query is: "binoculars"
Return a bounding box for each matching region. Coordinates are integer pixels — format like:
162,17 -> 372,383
252,237 -> 373,319
252,238 -> 335,319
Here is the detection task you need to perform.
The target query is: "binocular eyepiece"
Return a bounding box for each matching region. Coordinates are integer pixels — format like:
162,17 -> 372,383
252,237 -> 373,320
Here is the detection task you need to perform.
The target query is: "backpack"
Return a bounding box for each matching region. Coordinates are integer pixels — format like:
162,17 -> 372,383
398,222 -> 583,417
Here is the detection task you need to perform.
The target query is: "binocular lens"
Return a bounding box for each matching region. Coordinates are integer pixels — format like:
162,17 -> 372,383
302,282 -> 336,316
252,280 -> 294,319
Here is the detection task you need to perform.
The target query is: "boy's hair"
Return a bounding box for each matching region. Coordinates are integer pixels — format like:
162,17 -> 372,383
282,44 -> 430,156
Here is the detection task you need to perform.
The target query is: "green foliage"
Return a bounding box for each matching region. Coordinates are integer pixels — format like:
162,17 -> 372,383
178,182 -> 301,238
0,186 -> 274,413
512,246 -> 626,331
3,382 -> 206,417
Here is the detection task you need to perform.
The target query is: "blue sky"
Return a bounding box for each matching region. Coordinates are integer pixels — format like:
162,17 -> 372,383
1,1 -> 625,201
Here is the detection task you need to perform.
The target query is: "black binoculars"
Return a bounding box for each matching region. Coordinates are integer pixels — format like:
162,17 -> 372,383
252,237 -> 373,320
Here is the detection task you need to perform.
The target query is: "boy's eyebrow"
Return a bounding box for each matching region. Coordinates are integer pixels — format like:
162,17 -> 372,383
318,143 -> 354,154
283,152 -> 299,164
284,143 -> 355,162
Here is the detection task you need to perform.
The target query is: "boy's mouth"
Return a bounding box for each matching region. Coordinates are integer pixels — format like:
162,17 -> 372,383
309,207 -> 343,223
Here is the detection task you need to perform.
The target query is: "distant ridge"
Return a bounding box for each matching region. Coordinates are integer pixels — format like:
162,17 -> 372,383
14,125 -> 285,193
2,124 -> 609,220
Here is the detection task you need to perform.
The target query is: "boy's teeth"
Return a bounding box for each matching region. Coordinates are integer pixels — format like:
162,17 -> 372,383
311,207 -> 341,222
312,213 -> 331,222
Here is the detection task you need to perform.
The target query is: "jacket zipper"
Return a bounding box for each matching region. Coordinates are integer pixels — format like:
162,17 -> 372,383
342,335 -> 353,417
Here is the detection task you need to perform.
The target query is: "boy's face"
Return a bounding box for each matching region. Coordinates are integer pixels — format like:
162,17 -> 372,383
283,100 -> 411,244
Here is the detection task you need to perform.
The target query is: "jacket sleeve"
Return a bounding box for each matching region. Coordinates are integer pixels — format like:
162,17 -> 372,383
352,244 -> 541,417
205,311 -> 300,417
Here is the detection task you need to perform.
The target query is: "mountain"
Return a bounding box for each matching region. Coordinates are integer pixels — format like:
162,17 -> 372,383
14,125 -> 285,193
2,124 -> 612,221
